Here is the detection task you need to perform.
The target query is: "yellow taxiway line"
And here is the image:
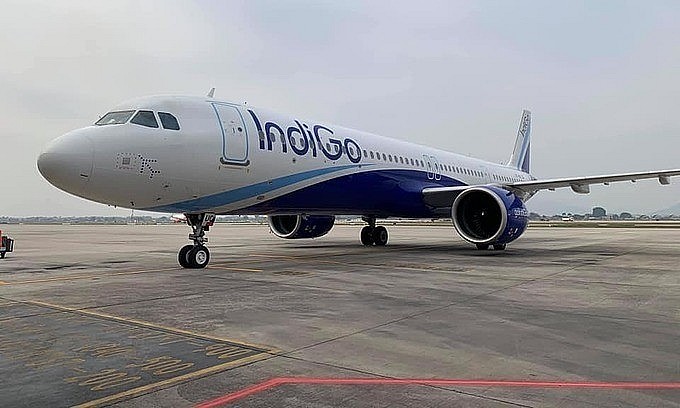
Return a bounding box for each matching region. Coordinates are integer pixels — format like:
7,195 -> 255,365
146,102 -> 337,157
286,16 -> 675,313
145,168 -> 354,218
17,299 -> 277,407
74,353 -> 267,407
23,299 -> 275,351
2,267 -> 175,286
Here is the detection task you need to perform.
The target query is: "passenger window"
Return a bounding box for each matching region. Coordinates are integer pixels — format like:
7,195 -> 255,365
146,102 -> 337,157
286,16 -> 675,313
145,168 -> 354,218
370,151 -> 375,159
382,153 -> 387,161
158,112 -> 180,130
131,110 -> 159,128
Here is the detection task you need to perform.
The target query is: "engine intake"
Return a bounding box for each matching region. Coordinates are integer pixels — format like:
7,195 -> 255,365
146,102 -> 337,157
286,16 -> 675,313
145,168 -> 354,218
268,215 -> 335,239
452,186 -> 528,245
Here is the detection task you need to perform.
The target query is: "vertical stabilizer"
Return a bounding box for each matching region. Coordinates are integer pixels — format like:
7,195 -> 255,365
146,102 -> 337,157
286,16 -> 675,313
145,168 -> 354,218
508,109 -> 531,173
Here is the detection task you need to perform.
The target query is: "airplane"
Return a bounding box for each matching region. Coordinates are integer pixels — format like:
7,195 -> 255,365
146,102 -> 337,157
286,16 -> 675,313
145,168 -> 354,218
37,94 -> 680,269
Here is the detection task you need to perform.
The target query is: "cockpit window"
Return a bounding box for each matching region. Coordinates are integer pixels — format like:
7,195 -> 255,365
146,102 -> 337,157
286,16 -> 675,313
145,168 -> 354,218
130,110 -> 159,128
95,110 -> 135,126
158,112 -> 180,130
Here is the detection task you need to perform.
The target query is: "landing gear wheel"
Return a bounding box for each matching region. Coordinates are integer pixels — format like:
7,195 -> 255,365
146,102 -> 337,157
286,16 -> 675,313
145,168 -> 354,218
476,243 -> 490,250
493,243 -> 506,250
178,244 -> 193,268
373,226 -> 388,246
187,245 -> 210,269
360,226 -> 375,246
181,213 -> 215,268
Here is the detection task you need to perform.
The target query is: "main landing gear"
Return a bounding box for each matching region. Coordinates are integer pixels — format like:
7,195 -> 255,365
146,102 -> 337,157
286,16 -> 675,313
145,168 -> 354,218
360,216 -> 388,246
178,213 -> 215,269
476,243 -> 506,251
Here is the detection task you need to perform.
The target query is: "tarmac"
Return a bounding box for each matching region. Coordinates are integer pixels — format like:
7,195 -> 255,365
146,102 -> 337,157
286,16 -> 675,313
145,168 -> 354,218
0,224 -> 678,407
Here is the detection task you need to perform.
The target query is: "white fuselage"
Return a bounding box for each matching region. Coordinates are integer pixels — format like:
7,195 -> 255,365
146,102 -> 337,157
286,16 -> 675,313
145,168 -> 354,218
37,95 -> 532,217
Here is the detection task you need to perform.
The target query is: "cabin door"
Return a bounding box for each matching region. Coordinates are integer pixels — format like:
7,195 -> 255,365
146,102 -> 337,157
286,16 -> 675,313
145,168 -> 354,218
212,103 -> 249,166
480,165 -> 492,183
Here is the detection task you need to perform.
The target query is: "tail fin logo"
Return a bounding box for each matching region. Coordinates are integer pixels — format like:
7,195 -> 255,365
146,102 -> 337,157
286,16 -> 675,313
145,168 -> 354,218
519,111 -> 530,139
508,110 -> 531,173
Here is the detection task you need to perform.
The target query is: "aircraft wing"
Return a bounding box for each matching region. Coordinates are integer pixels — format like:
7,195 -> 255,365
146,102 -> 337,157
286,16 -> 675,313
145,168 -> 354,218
422,168 -> 680,208
510,168 -> 680,194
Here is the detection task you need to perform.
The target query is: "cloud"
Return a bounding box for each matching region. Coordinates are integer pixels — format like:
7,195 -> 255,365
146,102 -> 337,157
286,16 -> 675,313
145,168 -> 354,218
1,0 -> 679,216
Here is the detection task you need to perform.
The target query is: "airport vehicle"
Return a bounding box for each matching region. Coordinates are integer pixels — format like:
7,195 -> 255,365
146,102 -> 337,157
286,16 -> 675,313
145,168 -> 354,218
0,230 -> 14,259
37,95 -> 680,268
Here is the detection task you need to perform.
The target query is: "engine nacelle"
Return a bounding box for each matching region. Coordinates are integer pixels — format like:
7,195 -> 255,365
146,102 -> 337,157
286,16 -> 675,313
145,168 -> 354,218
452,186 -> 528,245
268,215 -> 335,239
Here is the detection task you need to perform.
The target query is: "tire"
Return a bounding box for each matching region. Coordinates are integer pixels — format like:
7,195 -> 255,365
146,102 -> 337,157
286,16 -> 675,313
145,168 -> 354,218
493,243 -> 506,251
0,252 -> 4,259
373,226 -> 388,246
360,226 -> 374,246
178,245 -> 193,268
188,245 -> 210,269
476,243 -> 489,250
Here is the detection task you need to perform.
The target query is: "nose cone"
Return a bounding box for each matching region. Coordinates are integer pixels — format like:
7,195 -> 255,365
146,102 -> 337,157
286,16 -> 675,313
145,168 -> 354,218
38,130 -> 94,196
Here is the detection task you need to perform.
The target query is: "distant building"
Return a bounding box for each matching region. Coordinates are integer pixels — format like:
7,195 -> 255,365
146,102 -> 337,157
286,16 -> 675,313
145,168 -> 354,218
592,207 -> 607,218
620,212 -> 633,220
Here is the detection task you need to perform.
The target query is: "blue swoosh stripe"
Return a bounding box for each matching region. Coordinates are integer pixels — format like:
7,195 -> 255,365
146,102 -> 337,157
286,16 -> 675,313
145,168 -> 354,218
145,164 -> 364,213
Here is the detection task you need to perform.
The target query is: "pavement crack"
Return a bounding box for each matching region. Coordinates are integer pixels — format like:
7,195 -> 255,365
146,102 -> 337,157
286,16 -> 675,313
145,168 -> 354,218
281,243 -> 648,358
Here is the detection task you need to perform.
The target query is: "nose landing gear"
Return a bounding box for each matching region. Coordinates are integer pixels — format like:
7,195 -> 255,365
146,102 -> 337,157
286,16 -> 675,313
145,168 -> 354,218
178,213 -> 215,268
360,216 -> 389,246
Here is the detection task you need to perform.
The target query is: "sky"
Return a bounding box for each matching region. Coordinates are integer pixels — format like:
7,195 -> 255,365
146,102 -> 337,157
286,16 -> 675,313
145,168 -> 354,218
1,0 -> 679,216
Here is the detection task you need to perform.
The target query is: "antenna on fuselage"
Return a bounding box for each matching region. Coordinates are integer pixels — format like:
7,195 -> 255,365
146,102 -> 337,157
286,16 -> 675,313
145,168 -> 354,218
207,87 -> 215,98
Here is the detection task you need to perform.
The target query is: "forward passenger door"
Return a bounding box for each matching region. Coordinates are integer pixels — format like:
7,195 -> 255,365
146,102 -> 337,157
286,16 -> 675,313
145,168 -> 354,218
212,103 -> 249,166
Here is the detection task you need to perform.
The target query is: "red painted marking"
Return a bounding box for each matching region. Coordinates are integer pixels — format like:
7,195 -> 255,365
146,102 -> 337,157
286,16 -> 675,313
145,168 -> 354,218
196,377 -> 680,408
196,378 -> 284,408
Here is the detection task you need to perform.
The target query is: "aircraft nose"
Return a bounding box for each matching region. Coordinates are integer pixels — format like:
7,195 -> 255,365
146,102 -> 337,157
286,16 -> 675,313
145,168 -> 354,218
37,130 -> 94,194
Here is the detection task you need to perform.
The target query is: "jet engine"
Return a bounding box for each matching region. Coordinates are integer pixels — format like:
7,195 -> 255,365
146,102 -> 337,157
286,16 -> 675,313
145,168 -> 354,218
452,186 -> 528,246
268,215 -> 335,239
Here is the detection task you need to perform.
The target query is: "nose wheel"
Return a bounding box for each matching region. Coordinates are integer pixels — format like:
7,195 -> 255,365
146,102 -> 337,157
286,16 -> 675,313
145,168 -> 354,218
178,213 -> 215,269
360,217 -> 389,246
